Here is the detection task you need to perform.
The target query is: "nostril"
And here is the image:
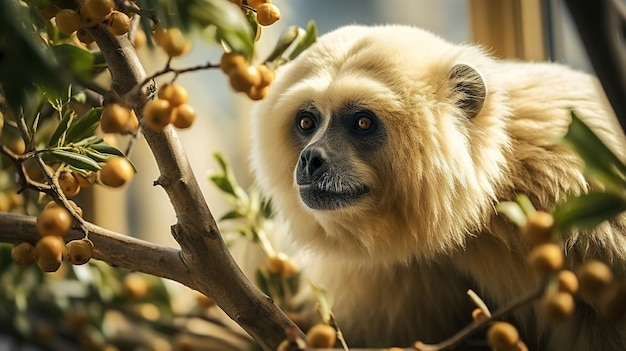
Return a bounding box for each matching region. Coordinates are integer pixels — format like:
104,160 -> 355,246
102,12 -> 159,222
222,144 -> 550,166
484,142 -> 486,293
299,147 -> 326,179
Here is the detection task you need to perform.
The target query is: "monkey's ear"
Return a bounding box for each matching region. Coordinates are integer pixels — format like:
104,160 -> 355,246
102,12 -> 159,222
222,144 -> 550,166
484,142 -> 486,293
449,63 -> 486,119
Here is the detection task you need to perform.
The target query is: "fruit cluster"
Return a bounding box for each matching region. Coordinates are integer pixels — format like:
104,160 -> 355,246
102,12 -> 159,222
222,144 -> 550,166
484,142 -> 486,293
221,52 -> 276,100
231,0 -> 281,26
152,25 -> 192,58
39,0 -> 133,45
12,200 -> 94,273
481,210 -> 626,351
140,83 -> 197,131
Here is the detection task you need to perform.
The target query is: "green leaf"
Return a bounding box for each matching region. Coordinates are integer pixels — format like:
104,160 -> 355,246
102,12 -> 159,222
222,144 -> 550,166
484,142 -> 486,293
553,190 -> 626,230
264,25 -> 300,63
210,175 -> 236,196
83,148 -> 110,163
495,201 -> 527,228
90,142 -> 125,157
220,209 -> 245,221
65,107 -> 102,143
48,110 -> 73,147
560,112 -> 626,188
188,0 -> 254,58
51,44 -> 95,79
288,20 -> 317,61
50,150 -> 101,172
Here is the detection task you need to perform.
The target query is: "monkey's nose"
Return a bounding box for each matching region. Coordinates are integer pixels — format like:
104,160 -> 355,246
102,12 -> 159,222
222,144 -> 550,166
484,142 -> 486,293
297,147 -> 326,181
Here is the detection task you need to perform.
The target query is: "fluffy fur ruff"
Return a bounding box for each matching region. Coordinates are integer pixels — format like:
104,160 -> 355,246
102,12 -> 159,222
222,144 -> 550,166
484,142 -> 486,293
250,24 -> 626,350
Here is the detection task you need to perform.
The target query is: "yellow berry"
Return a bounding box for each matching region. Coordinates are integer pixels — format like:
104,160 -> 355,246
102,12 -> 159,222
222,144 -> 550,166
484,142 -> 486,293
55,9 -> 82,35
246,85 -> 269,101
486,322 -> 519,350
35,236 -> 65,272
576,260 -> 613,298
471,308 -> 488,322
521,211 -> 554,245
528,243 -> 563,278
123,273 -> 151,298
99,156 -> 134,188
105,11 -> 131,36
58,170 -> 81,197
142,99 -> 173,131
158,83 -> 189,107
557,270 -> 579,294
247,0 -> 271,10
36,206 -> 72,237
229,65 -> 261,93
75,172 -> 96,188
256,64 -> 275,87
65,239 -> 94,265
171,104 -> 196,129
133,29 -> 147,48
540,291 -> 575,322
12,242 -> 37,266
256,3 -> 280,26
158,28 -> 191,57
23,157 -> 54,183
101,103 -> 134,134
306,323 -> 336,348
77,28 -> 95,44
267,252 -> 298,278
220,52 -> 248,74
80,0 -> 114,26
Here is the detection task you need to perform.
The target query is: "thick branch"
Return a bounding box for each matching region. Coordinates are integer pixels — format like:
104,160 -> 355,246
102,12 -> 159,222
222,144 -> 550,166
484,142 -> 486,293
83,24 -> 301,350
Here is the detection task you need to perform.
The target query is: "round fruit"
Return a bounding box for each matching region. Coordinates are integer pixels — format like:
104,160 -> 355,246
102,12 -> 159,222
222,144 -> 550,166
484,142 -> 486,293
36,206 -> 73,237
557,270 -> 579,294
306,323 -> 336,348
158,28 -> 191,57
35,236 -> 65,272
247,0 -> 270,10
75,172 -> 95,188
471,307 -> 488,322
220,52 -> 248,74
23,157 -> 53,183
133,29 -> 147,48
99,156 -> 134,188
65,239 -> 94,265
486,322 -> 519,350
158,83 -> 189,107
101,103 -> 133,134
267,252 -> 298,278
246,85 -> 269,101
528,243 -> 563,278
76,28 -> 95,44
576,260 -> 613,297
2,132 -> 26,155
256,3 -> 280,26
80,0 -> 114,26
171,104 -> 196,129
55,9 -> 82,35
45,200 -> 82,218
521,211 -> 554,245
256,64 -> 275,87
0,192 -> 9,212
229,65 -> 261,92
123,273 -> 151,298
142,99 -> 173,131
196,293 -> 216,309
105,11 -> 131,36
58,170 -> 81,197
540,291 -> 575,322
12,242 -> 37,266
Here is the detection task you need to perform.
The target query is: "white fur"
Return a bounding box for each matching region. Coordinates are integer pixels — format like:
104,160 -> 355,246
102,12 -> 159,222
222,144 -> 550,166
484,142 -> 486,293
250,25 -> 626,350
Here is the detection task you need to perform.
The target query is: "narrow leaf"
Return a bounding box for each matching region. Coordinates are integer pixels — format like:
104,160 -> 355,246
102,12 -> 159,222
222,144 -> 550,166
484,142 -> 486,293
553,190 -> 626,230
50,150 -> 101,171
65,107 -> 102,142
48,110 -> 73,147
83,148 -> 110,163
264,25 -> 300,63
220,209 -> 245,221
560,112 -> 626,187
288,20 -> 317,61
90,142 -> 125,156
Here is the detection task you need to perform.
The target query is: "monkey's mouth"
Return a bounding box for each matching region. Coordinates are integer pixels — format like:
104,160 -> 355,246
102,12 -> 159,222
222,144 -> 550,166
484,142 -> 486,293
298,183 -> 370,210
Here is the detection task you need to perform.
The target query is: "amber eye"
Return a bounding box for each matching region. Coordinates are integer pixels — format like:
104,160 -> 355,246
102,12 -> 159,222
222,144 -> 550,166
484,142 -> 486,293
299,115 -> 315,130
355,116 -> 372,131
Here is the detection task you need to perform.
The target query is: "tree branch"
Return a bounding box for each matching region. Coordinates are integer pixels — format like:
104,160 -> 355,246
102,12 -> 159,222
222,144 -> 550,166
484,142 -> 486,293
52,23 -> 302,351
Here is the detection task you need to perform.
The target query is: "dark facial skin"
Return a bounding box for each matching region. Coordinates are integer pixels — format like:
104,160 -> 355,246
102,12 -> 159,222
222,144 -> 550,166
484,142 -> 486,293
293,104 -> 386,210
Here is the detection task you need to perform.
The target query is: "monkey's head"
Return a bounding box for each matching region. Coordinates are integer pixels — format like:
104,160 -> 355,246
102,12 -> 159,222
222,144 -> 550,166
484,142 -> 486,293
250,25 -> 512,265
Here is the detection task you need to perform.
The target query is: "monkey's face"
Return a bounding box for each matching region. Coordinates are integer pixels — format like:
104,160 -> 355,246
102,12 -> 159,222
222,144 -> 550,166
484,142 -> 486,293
251,25 -> 510,263
293,106 -> 384,211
